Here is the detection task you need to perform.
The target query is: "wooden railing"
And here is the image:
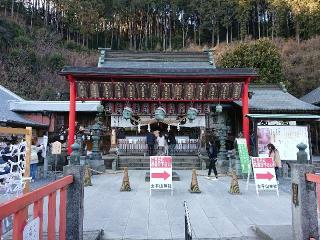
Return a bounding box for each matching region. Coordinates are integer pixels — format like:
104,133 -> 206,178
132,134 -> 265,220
118,139 -> 199,155
0,175 -> 73,240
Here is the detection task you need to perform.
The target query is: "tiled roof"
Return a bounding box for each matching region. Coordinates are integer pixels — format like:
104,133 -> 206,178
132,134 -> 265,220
300,86 -> 320,105
59,66 -> 257,77
235,85 -> 320,113
60,49 -> 257,77
98,50 -> 215,68
10,101 -> 101,112
0,86 -> 47,127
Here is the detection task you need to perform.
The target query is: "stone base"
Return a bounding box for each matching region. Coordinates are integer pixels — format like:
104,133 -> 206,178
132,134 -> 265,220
145,171 -> 180,182
89,160 -> 106,174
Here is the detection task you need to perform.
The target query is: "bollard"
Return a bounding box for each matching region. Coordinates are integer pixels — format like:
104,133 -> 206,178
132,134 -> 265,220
63,165 -> 84,240
229,170 -> 240,194
84,165 -> 92,187
120,167 -> 131,191
189,169 -> 201,193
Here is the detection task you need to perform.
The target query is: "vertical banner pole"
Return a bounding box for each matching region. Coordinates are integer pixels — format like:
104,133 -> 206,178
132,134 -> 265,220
24,127 -> 32,194
242,77 -> 250,151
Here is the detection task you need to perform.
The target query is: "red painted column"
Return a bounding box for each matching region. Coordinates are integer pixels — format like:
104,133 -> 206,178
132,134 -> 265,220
242,77 -> 251,150
67,75 -> 76,155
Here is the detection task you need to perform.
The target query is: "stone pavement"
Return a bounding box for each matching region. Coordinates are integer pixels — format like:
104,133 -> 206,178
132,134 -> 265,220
84,170 -> 292,240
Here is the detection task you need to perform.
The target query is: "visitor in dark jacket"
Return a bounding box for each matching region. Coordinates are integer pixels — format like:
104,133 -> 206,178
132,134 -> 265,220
207,140 -> 218,179
146,132 -> 156,156
167,131 -> 177,156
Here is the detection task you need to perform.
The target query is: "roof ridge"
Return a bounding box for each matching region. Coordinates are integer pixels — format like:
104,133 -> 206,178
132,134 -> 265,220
0,85 -> 25,101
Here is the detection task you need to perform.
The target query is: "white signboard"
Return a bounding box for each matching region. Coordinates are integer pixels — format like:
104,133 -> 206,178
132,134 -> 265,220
252,157 -> 279,196
51,141 -> 62,155
150,156 -> 172,194
257,125 -> 310,161
23,217 -> 40,240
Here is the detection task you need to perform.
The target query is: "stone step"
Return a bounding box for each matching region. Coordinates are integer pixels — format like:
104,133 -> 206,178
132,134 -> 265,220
118,163 -> 200,168
118,166 -> 201,170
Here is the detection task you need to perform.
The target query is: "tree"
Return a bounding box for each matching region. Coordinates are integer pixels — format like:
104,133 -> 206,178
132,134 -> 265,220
219,39 -> 284,84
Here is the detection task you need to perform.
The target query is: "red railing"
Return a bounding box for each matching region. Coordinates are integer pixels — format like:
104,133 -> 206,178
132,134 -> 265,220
306,173 -> 320,214
0,175 -> 73,240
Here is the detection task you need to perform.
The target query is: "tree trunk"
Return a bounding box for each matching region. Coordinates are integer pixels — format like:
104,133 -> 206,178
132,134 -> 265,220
11,0 -> 14,17
217,26 -> 220,45
182,23 -> 185,48
295,20 -> 300,44
226,27 -> 229,44
211,26 -> 215,47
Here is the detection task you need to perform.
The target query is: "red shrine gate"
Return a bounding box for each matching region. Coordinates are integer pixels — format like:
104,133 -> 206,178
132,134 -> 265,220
59,51 -> 257,154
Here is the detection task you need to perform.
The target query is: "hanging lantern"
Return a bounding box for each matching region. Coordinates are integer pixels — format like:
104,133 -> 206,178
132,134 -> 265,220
187,107 -> 199,122
122,106 -> 133,120
154,107 -> 166,121
216,104 -> 223,113
167,124 -> 171,132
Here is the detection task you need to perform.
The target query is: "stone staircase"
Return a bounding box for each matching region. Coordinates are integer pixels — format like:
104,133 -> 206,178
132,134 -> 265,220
117,156 -> 201,170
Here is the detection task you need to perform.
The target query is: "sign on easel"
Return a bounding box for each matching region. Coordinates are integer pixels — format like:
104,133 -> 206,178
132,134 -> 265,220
236,138 -> 250,174
252,157 -> 279,196
150,156 -> 172,195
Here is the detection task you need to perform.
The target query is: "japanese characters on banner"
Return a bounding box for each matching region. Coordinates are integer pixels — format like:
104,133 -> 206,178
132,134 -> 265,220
235,138 -> 250,174
252,157 -> 279,196
150,156 -> 172,194
257,126 -> 310,161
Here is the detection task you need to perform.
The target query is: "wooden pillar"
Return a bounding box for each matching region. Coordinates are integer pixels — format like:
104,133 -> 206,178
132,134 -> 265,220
68,75 -> 76,155
242,77 -> 250,150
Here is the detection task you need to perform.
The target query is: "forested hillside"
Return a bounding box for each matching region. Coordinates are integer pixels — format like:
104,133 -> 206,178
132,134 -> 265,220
0,0 -> 320,99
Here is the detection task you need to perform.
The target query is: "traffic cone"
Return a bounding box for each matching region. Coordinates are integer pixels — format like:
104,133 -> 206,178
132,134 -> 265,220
84,165 -> 92,187
189,169 -> 201,193
120,167 -> 131,191
229,170 -> 240,194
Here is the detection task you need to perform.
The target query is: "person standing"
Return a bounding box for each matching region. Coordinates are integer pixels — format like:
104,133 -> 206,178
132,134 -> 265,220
267,143 -> 282,182
146,132 -> 156,156
207,140 -> 218,179
157,132 -> 165,155
167,131 -> 177,156
30,138 -> 42,181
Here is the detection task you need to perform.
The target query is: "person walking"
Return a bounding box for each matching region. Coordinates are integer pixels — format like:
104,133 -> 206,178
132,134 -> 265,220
146,132 -> 156,156
167,131 -> 177,156
267,143 -> 282,182
207,140 -> 218,179
157,132 -> 165,155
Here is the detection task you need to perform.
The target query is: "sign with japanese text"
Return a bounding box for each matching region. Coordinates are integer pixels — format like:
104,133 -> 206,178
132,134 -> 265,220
252,157 -> 279,196
257,125 -> 310,161
236,138 -> 250,174
51,141 -> 62,155
23,217 -> 40,240
150,156 -> 172,193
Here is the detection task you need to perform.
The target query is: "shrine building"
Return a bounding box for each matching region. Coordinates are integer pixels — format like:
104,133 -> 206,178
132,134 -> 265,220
59,49 -> 257,155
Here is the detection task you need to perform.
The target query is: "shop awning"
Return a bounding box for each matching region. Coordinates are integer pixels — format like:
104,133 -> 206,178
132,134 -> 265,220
246,114 -> 320,121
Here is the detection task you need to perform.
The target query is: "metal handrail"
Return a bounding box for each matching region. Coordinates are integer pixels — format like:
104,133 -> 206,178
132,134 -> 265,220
184,201 -> 192,240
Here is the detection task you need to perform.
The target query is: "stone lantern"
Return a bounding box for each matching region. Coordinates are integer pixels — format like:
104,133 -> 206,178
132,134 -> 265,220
88,104 -> 106,172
